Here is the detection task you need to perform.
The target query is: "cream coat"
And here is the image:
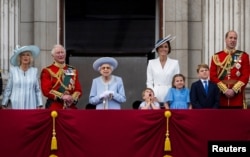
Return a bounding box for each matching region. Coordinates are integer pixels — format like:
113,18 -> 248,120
146,57 -> 180,102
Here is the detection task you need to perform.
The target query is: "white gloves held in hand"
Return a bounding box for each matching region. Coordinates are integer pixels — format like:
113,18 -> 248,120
99,90 -> 114,99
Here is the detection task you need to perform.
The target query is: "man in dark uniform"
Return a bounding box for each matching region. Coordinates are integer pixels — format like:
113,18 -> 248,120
210,30 -> 250,109
40,44 -> 82,110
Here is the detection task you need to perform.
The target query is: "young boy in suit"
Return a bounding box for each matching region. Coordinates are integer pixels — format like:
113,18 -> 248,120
190,64 -> 220,109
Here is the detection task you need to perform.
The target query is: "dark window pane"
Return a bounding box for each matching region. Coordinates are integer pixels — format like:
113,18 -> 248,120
65,0 -> 155,55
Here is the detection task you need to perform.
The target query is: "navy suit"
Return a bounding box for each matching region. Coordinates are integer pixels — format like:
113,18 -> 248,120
190,80 -> 220,109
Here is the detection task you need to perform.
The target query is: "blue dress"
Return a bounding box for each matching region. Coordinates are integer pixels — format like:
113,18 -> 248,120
164,87 -> 190,109
89,75 -> 126,109
2,66 -> 43,109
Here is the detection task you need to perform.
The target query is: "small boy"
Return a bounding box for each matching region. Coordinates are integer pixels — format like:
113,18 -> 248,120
139,88 -> 160,110
190,64 -> 220,109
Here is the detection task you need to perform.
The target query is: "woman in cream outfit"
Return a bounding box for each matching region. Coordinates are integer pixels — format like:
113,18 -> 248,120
1,45 -> 43,109
146,35 -> 180,105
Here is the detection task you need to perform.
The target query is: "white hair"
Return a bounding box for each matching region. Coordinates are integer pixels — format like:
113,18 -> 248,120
51,44 -> 65,55
98,65 -> 114,71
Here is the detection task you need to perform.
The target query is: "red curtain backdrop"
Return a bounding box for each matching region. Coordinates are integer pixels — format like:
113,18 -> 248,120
0,109 -> 250,157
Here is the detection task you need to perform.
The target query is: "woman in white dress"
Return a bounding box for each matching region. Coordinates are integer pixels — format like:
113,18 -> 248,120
1,45 -> 43,109
146,35 -> 180,106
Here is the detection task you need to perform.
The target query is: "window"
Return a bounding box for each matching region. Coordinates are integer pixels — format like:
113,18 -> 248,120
65,0 -> 155,55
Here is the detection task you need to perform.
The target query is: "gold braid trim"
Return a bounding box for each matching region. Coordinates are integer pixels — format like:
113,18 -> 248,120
46,68 -> 69,90
212,54 -> 229,67
217,81 -> 228,93
50,90 -> 64,100
232,81 -> 245,93
72,91 -> 81,101
212,54 -> 232,79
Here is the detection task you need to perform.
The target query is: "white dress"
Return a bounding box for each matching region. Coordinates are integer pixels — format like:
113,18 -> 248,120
146,57 -> 180,102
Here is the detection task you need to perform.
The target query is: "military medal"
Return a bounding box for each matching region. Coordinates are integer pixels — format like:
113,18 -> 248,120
70,78 -> 75,85
235,63 -> 241,69
64,68 -> 75,75
236,71 -> 241,77
234,55 -> 237,62
235,62 -> 241,77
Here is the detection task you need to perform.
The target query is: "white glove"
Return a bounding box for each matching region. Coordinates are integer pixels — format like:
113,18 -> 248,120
99,91 -> 110,99
107,90 -> 114,95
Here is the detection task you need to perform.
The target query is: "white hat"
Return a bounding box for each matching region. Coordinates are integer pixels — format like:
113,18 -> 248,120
10,45 -> 40,66
151,34 -> 176,53
93,57 -> 118,71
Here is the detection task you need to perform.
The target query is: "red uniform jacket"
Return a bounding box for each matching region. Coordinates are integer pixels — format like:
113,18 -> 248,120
40,62 -> 82,110
210,50 -> 250,108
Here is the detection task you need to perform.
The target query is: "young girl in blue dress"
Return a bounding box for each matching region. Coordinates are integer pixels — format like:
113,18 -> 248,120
164,74 -> 192,109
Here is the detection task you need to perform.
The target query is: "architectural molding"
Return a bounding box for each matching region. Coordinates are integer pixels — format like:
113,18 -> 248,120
0,0 -> 18,78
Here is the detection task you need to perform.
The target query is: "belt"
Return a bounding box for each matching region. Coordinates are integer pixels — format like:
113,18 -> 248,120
221,80 -> 237,85
45,99 -> 63,108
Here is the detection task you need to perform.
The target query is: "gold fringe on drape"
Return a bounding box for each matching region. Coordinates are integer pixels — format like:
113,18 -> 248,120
164,111 -> 171,151
51,111 -> 58,150
243,91 -> 247,109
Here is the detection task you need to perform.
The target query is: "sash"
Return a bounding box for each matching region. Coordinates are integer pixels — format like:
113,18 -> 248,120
218,50 -> 243,80
46,66 -> 74,94
58,74 -> 71,93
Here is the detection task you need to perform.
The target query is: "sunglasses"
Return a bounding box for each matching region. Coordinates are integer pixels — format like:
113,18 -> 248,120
101,66 -> 111,70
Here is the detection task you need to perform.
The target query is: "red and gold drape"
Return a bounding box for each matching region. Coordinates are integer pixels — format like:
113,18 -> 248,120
0,109 -> 250,157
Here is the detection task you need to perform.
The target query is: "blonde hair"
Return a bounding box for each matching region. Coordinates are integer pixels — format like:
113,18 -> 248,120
17,51 -> 34,66
142,88 -> 154,97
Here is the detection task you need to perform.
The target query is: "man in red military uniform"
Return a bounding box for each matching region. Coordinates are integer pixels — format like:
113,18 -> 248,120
40,44 -> 82,110
210,30 -> 250,109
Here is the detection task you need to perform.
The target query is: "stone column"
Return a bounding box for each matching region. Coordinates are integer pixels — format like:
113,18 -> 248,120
0,0 -> 19,78
204,0 -> 250,64
164,0 -> 189,80
33,0 -> 58,71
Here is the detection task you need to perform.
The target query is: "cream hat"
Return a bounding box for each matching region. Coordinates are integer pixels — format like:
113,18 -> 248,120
93,57 -> 118,71
151,34 -> 176,53
10,45 -> 40,66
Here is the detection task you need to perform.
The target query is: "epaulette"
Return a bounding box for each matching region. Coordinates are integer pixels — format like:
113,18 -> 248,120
67,64 -> 76,69
215,51 -> 224,55
234,50 -> 243,55
46,64 -> 54,69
